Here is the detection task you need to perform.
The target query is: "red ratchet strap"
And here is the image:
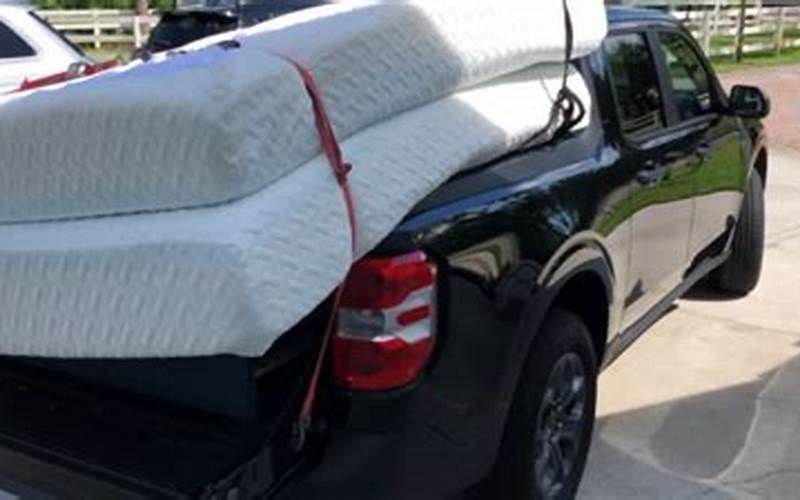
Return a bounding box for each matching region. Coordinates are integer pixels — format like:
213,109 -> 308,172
274,54 -> 357,450
15,60 -> 118,93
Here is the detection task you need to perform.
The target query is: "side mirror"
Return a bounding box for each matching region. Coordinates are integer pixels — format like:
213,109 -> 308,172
729,85 -> 770,119
66,62 -> 89,78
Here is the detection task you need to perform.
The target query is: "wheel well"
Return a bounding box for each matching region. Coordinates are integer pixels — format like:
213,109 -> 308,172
551,272 -> 609,363
754,148 -> 768,185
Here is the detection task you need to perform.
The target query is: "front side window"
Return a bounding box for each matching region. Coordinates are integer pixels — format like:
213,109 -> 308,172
658,31 -> 713,121
0,21 -> 36,59
604,33 -> 665,137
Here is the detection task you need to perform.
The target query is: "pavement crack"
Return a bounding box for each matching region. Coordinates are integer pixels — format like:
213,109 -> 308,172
722,468 -> 800,487
714,359 -> 789,483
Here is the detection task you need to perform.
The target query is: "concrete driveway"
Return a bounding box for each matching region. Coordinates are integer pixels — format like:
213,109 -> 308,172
579,66 -> 800,500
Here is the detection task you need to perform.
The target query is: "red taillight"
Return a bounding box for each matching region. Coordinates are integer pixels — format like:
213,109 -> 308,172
334,251 -> 437,391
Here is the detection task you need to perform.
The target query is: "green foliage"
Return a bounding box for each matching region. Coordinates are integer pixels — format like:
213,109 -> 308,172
32,0 -> 174,11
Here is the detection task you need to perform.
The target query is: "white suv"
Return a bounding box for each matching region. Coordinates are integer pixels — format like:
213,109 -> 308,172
0,2 -> 86,93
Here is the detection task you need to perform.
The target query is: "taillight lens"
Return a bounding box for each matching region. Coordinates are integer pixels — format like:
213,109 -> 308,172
333,251 -> 437,391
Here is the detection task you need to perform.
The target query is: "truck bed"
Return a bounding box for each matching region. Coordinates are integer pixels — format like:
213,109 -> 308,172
0,307 -> 327,498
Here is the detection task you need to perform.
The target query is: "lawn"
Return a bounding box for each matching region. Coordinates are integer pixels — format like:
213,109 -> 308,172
704,29 -> 800,73
711,46 -> 800,73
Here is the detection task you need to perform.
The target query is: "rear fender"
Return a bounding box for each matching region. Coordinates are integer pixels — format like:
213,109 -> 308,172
480,236 -> 614,470
513,235 -> 615,378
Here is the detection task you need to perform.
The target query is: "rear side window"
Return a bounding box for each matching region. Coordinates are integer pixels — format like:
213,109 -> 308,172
604,33 -> 665,137
146,13 -> 238,52
0,21 -> 35,59
29,11 -> 84,58
658,31 -> 713,121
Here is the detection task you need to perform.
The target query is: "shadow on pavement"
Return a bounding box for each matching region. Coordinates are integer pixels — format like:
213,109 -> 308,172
682,287 -> 741,303
581,352 -> 800,500
681,280 -> 745,303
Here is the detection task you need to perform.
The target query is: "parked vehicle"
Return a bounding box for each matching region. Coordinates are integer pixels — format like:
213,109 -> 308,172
143,0 -> 328,54
0,7 -> 769,500
0,2 -> 87,93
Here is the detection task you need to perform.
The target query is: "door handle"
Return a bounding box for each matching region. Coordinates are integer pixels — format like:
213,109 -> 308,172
636,160 -> 664,186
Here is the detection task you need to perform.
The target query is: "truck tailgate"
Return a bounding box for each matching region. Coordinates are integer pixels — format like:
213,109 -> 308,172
0,306 -> 328,499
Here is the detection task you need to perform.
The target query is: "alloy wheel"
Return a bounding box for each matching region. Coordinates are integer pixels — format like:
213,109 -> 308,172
532,352 -> 587,499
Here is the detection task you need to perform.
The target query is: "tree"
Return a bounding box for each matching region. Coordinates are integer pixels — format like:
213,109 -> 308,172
135,0 -> 148,15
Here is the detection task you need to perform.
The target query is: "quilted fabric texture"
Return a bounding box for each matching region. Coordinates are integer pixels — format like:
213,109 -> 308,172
0,0 -> 605,223
0,0 -> 607,357
0,65 -> 593,357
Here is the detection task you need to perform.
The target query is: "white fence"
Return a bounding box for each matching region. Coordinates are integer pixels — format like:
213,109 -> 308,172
677,4 -> 800,57
633,1 -> 800,59
41,3 -> 800,58
38,9 -> 158,49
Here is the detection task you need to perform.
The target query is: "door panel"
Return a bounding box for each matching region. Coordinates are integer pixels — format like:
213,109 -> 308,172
624,134 -> 695,324
688,120 -> 747,256
0,68 -> 21,94
655,30 -> 749,260
604,32 -> 695,329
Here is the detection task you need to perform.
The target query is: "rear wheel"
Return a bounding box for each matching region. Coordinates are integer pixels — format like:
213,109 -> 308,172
710,172 -> 765,296
492,309 -> 598,500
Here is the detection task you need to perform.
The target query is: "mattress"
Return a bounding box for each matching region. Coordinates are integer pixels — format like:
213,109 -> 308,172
0,0 -> 606,357
0,64 -> 592,357
0,0 -> 606,224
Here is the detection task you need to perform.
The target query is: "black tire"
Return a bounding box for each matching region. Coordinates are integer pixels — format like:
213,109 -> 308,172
491,309 -> 598,500
710,172 -> 765,296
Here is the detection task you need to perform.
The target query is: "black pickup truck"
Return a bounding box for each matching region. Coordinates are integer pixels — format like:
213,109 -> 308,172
0,7 -> 770,500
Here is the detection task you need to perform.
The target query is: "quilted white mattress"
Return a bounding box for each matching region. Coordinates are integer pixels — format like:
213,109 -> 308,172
0,0 -> 605,223
0,0 -> 606,357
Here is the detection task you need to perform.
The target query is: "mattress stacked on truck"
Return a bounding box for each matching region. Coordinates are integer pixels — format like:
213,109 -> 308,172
0,0 -> 607,357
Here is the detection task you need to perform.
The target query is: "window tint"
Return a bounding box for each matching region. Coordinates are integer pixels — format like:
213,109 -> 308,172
605,33 -> 665,137
146,13 -> 238,52
0,21 -> 35,59
658,31 -> 713,121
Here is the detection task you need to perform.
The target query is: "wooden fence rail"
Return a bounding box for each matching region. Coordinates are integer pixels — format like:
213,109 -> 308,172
635,1 -> 800,60
677,5 -> 800,58
40,3 -> 800,59
38,9 -> 158,49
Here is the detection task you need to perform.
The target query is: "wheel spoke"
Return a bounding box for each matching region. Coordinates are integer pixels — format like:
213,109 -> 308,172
560,377 -> 583,409
542,387 -> 558,413
559,410 -> 584,445
533,351 -> 590,499
554,363 -> 573,404
546,439 -> 566,493
534,437 -> 553,494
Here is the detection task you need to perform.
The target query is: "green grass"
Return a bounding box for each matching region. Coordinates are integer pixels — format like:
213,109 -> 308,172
710,33 -> 776,48
711,45 -> 800,73
703,30 -> 800,73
